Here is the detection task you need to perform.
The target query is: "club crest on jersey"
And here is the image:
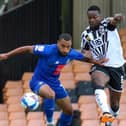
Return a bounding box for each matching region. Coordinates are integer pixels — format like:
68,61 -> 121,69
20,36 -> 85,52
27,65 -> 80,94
55,61 -> 59,64
35,45 -> 45,52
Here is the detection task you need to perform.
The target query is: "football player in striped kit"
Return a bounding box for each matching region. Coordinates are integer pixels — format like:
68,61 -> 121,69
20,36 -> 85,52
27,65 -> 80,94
81,5 -> 125,126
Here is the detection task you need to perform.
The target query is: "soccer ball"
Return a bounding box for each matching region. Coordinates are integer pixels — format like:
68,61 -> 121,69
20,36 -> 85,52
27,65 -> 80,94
21,92 -> 39,110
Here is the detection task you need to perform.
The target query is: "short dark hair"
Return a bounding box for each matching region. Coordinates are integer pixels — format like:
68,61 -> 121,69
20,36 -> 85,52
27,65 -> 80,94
87,5 -> 101,13
58,33 -> 72,41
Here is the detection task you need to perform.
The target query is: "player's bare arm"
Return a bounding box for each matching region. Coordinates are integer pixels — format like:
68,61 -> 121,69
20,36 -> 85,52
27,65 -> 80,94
109,13 -> 125,25
80,56 -> 109,65
0,45 -> 34,60
81,49 -> 92,59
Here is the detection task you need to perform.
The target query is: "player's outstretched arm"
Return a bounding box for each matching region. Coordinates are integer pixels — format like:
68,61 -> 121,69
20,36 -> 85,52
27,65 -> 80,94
80,57 -> 109,65
109,13 -> 125,25
0,45 -> 34,60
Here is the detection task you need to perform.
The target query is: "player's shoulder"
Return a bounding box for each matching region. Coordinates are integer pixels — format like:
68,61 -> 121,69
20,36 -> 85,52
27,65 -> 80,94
81,26 -> 90,37
44,44 -> 57,53
69,48 -> 81,56
34,44 -> 57,54
100,18 -> 110,26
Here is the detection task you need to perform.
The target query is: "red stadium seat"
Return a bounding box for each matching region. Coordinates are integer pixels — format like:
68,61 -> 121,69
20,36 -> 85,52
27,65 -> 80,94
21,72 -> 33,81
8,103 -> 25,112
80,103 -> 98,120
10,119 -> 27,126
0,112 -> 8,120
27,112 -> 44,120
78,95 -> 95,106
0,120 -> 9,126
0,104 -> 8,112
27,119 -> 46,126
9,112 -> 26,120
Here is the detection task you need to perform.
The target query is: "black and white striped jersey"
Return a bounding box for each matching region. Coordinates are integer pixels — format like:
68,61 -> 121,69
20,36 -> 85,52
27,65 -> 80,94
81,18 -> 125,67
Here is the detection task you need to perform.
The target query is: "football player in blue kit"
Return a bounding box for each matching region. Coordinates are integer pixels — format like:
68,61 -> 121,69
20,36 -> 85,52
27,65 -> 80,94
0,33 -> 107,126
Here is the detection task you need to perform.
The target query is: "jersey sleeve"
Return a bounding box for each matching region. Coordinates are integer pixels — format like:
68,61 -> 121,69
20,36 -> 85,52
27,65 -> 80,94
33,44 -> 49,56
71,49 -> 84,61
81,32 -> 90,50
103,18 -> 116,31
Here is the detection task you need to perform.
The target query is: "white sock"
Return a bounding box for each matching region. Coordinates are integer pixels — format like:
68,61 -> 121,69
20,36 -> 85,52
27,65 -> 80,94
95,89 -> 110,113
110,108 -> 119,117
47,120 -> 54,124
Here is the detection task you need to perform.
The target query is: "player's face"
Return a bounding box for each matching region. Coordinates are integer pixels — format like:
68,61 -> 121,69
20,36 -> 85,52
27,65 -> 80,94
57,39 -> 72,56
87,10 -> 101,29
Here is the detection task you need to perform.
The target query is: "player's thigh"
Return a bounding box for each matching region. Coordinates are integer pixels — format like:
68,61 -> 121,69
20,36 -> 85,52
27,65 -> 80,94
39,84 -> 55,99
30,81 -> 55,99
56,96 -> 73,114
91,66 -> 110,86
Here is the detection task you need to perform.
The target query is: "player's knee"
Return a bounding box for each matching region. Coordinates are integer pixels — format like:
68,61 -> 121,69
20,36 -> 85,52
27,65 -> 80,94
63,106 -> 73,115
93,83 -> 104,90
48,91 -> 55,99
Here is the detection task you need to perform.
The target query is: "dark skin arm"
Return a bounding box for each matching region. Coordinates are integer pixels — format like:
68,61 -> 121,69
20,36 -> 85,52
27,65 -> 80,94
0,45 -> 108,65
81,49 -> 108,65
80,56 -> 108,65
109,13 -> 125,26
0,46 -> 34,60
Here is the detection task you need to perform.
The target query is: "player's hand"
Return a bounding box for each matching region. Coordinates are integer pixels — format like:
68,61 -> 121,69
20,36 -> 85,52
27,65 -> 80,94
114,13 -> 125,22
0,53 -> 8,60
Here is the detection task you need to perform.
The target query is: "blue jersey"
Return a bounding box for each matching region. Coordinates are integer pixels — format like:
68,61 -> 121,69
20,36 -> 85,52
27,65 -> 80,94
31,44 -> 84,86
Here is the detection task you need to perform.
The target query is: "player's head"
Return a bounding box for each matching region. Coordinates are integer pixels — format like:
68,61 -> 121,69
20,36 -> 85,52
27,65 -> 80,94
87,5 -> 102,30
57,33 -> 72,56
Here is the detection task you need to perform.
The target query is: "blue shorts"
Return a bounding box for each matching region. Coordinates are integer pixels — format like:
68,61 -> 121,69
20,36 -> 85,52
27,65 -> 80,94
30,80 -> 68,100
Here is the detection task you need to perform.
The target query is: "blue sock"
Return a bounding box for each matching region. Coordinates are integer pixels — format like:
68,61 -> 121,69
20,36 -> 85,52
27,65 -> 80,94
58,112 -> 73,126
43,98 -> 55,122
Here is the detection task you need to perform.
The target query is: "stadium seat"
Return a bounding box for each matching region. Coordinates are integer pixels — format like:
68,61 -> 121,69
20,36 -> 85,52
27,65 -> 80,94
118,104 -> 126,120
74,73 -> 91,82
81,120 -> 99,126
9,112 -> 26,120
22,80 -> 30,89
3,88 -> 23,97
5,96 -> 22,105
3,80 -> 23,92
61,80 -> 76,89
72,103 -> 79,110
27,112 -> 44,120
78,95 -> 95,106
59,72 -> 74,81
119,120 -> 126,126
27,119 -> 46,126
80,103 -> 98,120
0,104 -> 8,112
66,89 -> 78,103
21,72 -> 33,81
75,81 -> 94,96
72,62 -> 92,73
120,95 -> 126,104
7,103 -> 25,112
119,28 -> 126,36
61,63 -> 73,72
0,112 -> 8,120
0,120 -> 9,126
9,119 -> 27,126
